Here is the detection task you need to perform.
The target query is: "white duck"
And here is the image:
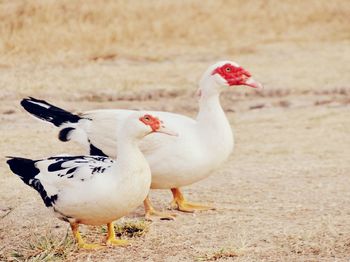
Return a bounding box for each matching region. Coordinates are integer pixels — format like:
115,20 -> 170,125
7,113 -> 176,248
21,61 -> 262,220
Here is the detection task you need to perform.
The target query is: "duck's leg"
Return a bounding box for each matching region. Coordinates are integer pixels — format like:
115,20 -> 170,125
170,188 -> 215,212
144,195 -> 176,221
105,222 -> 128,246
70,222 -> 102,249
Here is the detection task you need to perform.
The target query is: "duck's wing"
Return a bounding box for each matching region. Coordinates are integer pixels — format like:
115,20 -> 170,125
7,156 -> 114,207
20,97 -> 132,158
20,97 -> 198,159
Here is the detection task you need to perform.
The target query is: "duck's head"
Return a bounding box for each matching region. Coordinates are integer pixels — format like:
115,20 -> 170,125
125,113 -> 178,139
198,61 -> 263,97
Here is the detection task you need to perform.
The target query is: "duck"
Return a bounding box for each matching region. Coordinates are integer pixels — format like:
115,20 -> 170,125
20,61 -> 263,220
7,113 -> 176,248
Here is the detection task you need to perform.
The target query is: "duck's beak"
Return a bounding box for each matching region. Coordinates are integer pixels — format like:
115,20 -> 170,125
156,125 -> 179,136
244,77 -> 264,90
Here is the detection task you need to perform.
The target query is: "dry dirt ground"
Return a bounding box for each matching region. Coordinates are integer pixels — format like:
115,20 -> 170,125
0,70 -> 349,261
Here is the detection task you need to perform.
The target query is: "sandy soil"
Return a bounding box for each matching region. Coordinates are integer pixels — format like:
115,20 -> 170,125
0,80 -> 349,261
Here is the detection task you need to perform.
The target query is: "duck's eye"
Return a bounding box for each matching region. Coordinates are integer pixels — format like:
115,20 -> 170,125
225,67 -> 231,72
144,116 -> 150,121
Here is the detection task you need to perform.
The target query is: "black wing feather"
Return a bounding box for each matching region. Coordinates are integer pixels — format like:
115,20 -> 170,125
7,157 -> 57,207
20,97 -> 81,127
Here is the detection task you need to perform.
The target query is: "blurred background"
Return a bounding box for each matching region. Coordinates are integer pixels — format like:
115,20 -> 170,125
0,0 -> 349,100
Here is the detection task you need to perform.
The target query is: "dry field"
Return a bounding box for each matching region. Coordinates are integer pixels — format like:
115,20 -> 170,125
0,0 -> 350,261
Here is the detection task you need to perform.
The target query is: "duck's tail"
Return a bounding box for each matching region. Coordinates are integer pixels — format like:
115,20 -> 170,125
20,97 -> 81,127
7,157 -> 39,185
20,97 -> 88,143
6,157 -> 55,207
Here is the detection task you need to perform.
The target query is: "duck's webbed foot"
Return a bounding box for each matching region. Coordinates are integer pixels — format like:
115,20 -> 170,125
144,196 -> 177,221
170,188 -> 216,212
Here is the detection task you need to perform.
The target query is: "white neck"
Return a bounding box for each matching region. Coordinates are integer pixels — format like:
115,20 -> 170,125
115,134 -> 149,176
195,82 -> 234,160
196,77 -> 226,126
197,92 -> 222,122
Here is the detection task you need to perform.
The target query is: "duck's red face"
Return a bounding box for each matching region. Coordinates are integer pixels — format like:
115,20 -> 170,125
139,114 -> 178,136
139,114 -> 161,132
212,63 -> 262,89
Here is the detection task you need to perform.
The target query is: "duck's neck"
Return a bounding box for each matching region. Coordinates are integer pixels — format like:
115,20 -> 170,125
196,90 -> 234,156
197,92 -> 223,123
115,135 -> 148,175
196,77 -> 227,126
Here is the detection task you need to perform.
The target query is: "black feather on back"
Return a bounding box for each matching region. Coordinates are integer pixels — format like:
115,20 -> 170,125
58,127 -> 75,142
7,157 -> 58,207
7,155 -> 114,207
46,155 -> 112,179
90,144 -> 108,157
20,97 -> 81,127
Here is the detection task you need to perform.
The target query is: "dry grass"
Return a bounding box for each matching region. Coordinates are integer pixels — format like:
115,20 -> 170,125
1,219 -> 150,262
100,220 -> 150,239
0,0 -> 349,64
0,0 -> 349,100
113,220 -> 150,238
6,230 -> 77,262
196,248 -> 240,261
